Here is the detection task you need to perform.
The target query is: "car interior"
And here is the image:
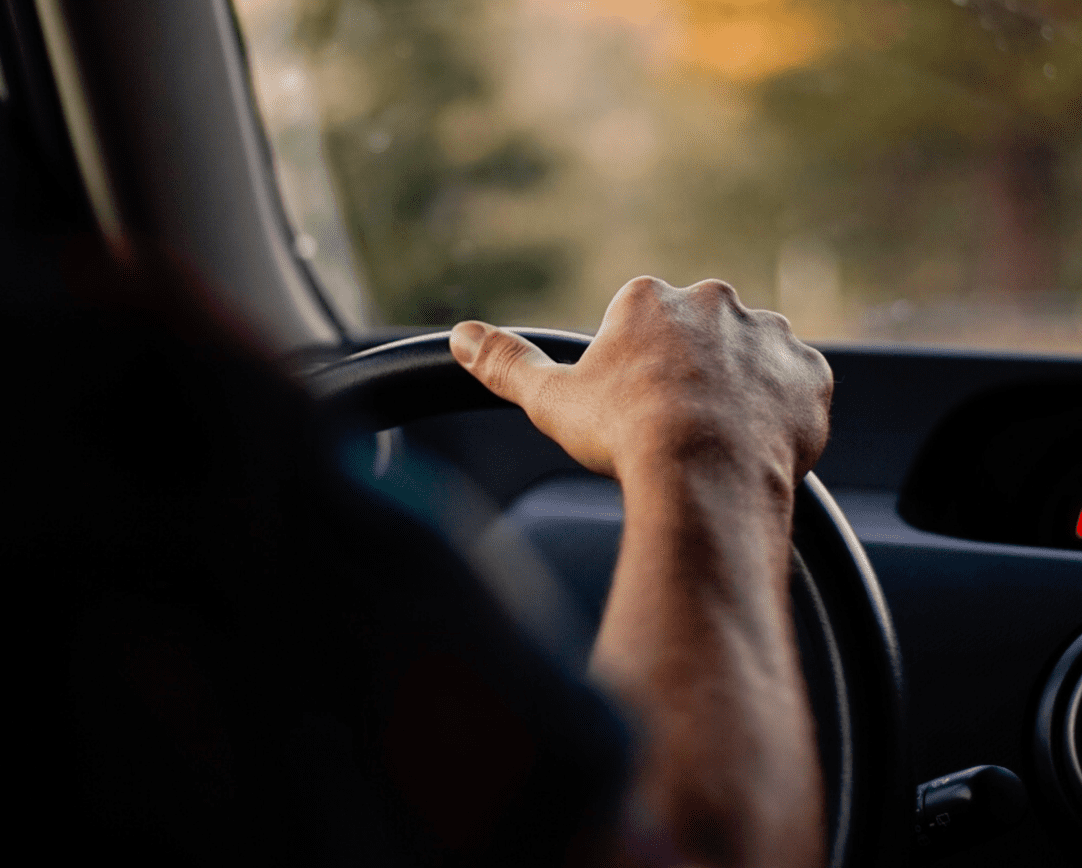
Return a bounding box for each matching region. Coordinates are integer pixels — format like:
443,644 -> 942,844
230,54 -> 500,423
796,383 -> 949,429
3,1 -> 1080,867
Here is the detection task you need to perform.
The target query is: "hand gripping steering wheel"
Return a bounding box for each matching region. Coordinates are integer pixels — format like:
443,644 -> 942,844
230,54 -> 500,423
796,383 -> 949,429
309,328 -> 908,868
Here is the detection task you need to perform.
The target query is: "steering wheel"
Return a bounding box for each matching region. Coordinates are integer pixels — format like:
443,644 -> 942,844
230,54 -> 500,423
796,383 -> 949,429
309,328 -> 908,868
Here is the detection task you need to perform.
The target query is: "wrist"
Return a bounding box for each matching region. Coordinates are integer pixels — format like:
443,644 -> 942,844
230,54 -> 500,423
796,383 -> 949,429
615,423 -> 798,524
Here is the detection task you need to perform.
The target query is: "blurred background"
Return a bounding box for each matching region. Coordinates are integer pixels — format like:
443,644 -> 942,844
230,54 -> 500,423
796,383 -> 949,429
233,0 -> 1081,352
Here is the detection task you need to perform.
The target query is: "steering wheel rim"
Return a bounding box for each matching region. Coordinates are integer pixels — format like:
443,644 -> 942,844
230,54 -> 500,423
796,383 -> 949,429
309,328 -> 908,868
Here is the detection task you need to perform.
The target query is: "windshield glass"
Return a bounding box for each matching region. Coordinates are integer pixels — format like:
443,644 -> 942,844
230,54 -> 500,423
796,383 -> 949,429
234,0 -> 1081,352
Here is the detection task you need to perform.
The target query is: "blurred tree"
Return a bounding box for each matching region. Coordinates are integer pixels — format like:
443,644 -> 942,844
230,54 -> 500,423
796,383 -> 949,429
725,0 -> 1082,305
276,0 -> 1080,342
291,0 -> 564,324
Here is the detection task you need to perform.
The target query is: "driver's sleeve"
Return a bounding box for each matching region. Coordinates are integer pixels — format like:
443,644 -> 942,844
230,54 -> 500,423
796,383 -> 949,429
8,319 -> 630,868
253,422 -> 631,868
8,245 -> 629,868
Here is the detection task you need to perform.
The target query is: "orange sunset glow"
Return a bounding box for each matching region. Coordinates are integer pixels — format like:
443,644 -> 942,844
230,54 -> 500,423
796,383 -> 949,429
532,0 -> 836,80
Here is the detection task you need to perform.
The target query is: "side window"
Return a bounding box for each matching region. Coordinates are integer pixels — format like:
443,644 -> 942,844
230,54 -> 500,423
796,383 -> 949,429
234,1 -> 1081,355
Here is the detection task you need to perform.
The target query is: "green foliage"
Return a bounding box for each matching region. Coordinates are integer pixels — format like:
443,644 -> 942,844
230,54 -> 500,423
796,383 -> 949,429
283,0 -> 1080,341
751,0 -> 1082,301
389,246 -> 567,323
292,0 -> 561,324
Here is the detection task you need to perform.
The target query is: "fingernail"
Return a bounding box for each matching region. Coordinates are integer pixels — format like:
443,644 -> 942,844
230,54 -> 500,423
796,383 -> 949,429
450,321 -> 487,364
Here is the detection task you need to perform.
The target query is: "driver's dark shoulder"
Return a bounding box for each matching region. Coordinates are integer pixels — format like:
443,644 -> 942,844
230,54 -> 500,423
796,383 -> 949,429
4,242 -> 333,859
7,241 -> 627,866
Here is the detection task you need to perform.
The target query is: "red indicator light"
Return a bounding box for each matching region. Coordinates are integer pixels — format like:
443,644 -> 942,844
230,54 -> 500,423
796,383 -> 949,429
1077,509 -> 1082,540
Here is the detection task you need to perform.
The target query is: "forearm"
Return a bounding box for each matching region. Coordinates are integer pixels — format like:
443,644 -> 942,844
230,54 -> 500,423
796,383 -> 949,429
593,452 -> 824,868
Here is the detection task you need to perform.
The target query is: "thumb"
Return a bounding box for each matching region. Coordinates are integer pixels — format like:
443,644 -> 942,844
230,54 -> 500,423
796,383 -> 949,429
450,321 -> 559,411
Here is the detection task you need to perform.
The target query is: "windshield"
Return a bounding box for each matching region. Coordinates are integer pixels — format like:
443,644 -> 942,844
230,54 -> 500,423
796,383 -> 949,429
233,0 -> 1081,353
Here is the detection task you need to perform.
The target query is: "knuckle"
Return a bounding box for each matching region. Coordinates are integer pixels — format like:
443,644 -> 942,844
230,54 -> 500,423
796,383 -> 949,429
804,342 -> 831,379
709,280 -> 748,317
687,279 -> 742,312
693,278 -> 738,301
603,276 -> 668,327
629,274 -> 666,291
681,279 -> 749,325
755,309 -> 794,334
802,344 -> 834,401
621,275 -> 667,301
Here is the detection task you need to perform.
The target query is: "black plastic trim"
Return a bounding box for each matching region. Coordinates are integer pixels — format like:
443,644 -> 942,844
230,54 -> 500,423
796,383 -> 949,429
220,0 -> 351,340
1034,632 -> 1082,833
0,0 -> 92,215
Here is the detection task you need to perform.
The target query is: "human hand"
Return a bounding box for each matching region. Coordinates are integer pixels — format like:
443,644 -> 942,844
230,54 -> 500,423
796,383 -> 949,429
449,276 -> 832,487
453,278 -> 831,868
